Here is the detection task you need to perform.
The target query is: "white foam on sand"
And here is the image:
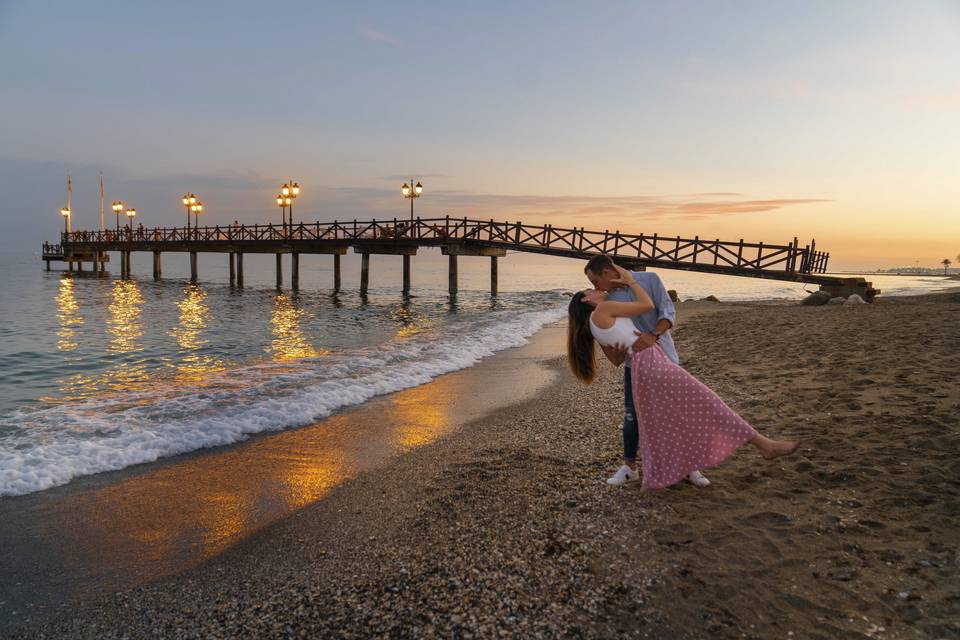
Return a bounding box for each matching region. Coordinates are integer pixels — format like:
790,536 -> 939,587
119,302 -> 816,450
0,307 -> 565,496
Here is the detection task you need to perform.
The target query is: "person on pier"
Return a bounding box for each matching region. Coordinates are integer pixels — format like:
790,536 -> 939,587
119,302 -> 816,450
575,256 -> 798,489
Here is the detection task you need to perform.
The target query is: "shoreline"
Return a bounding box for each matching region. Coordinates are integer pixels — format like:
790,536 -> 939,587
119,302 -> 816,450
6,293 -> 960,638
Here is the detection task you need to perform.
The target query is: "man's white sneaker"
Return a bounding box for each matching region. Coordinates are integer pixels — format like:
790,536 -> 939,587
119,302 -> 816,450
687,470 -> 711,487
606,465 -> 639,486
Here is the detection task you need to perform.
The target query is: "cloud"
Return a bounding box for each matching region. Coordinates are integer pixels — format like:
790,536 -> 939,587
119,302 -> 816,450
380,173 -> 449,182
358,26 -> 401,46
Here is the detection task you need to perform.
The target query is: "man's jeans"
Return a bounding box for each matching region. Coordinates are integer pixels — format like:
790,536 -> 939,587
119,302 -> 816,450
623,365 -> 639,462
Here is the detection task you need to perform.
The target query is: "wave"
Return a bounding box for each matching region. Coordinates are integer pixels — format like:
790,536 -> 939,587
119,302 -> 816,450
0,306 -> 565,496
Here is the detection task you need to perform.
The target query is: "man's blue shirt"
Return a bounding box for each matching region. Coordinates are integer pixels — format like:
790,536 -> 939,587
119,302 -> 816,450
607,271 -> 679,365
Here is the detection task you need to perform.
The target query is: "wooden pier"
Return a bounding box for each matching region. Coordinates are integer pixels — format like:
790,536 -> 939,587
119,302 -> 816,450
42,217 -> 877,299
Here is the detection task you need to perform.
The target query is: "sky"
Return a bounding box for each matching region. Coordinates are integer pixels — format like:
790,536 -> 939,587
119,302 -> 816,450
1,0 -> 958,269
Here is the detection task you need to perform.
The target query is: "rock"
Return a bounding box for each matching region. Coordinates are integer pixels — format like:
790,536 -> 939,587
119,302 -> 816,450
702,295 -> 720,302
827,297 -> 846,305
844,294 -> 866,305
802,291 -> 832,306
667,290 -> 679,302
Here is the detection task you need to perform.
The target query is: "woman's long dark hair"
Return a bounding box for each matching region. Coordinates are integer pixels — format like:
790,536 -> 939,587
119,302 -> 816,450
567,291 -> 596,383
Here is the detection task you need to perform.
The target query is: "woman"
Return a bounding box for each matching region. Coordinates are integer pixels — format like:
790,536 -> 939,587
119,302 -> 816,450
568,265 -> 798,490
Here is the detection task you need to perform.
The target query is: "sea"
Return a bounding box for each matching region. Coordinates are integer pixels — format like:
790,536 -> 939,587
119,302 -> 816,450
0,249 -> 952,498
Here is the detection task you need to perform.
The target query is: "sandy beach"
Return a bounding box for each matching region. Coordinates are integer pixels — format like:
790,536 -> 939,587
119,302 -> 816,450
8,291 -> 959,639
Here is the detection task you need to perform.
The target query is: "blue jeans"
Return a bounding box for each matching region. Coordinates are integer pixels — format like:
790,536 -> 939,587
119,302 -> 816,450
622,365 -> 639,462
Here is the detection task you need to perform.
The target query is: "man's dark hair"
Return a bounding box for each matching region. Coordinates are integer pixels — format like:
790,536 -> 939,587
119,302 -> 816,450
584,254 -> 615,275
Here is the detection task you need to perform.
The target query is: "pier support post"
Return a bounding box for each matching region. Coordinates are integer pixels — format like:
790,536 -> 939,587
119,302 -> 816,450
402,254 -> 411,294
448,254 -> 458,296
236,252 -> 244,288
333,253 -> 341,291
276,253 -> 283,290
360,253 -> 370,295
77,259 -> 84,273
228,252 -> 235,286
190,251 -> 198,283
119,252 -> 125,279
126,252 -> 132,278
490,255 -> 498,296
153,251 -> 162,280
291,252 -> 300,291
45,260 -> 50,271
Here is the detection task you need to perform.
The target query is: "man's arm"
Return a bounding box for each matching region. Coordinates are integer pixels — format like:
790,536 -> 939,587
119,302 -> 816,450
629,274 -> 676,351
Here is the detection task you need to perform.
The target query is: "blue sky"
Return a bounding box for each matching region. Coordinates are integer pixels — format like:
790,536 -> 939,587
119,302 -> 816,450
2,1 -> 958,267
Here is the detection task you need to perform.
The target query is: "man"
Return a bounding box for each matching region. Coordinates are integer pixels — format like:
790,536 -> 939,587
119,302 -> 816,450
584,254 -> 710,488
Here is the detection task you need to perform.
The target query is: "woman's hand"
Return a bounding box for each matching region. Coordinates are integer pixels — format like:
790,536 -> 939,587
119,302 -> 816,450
608,264 -> 636,287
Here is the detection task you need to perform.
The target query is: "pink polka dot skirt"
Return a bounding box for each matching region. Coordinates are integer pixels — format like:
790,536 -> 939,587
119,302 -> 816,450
630,345 -> 758,490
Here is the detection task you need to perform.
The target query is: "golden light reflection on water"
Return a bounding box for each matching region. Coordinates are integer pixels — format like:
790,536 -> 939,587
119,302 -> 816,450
387,380 -> 453,450
169,285 -> 225,383
270,293 -> 324,360
55,280 -> 152,401
56,277 -> 83,351
107,280 -> 145,354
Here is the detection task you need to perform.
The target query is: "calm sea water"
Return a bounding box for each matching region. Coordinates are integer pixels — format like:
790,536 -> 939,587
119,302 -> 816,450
0,250 -> 951,496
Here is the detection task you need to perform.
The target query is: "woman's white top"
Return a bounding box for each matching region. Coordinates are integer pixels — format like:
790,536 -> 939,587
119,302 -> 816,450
589,315 -> 638,351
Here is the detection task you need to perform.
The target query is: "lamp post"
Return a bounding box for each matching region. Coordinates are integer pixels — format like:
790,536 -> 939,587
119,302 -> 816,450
111,201 -> 125,232
126,207 -> 137,231
181,193 -> 198,233
190,201 -> 203,237
279,181 -> 300,232
401,179 -> 423,221
60,206 -> 71,236
276,194 -> 290,231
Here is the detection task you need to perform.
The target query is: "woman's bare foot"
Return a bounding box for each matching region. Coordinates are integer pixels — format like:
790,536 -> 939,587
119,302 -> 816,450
759,439 -> 799,460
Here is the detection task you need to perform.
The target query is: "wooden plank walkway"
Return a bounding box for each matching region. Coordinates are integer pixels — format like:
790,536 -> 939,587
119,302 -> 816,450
45,216 -> 832,283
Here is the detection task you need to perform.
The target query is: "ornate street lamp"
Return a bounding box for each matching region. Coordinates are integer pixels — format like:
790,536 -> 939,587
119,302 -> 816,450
111,201 -> 125,232
126,207 -> 137,228
401,179 -> 423,221
189,201 -> 203,235
60,206 -> 71,236
181,193 -> 198,232
276,193 -> 291,230
279,181 -> 301,231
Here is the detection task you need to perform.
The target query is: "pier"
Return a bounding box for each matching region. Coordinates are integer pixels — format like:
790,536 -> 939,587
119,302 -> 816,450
42,217 -> 877,299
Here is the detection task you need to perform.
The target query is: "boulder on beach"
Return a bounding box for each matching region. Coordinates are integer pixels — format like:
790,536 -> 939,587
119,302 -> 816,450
668,289 -> 679,302
802,291 -> 832,306
844,294 -> 866,305
828,296 -> 846,305
702,295 -> 720,302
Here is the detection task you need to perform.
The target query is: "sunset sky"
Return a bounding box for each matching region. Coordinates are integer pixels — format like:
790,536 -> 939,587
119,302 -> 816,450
2,1 -> 958,269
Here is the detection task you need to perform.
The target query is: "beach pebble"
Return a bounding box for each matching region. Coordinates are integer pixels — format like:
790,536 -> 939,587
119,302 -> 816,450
701,295 -> 720,302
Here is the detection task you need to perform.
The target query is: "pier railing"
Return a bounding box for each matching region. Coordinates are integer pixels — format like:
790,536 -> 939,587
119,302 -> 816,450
53,217 -> 829,275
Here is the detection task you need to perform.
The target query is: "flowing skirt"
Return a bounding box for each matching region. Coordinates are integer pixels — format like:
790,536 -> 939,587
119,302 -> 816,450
630,345 -> 758,489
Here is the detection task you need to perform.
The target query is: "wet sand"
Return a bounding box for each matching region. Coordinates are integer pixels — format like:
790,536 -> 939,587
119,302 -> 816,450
8,293 -> 960,639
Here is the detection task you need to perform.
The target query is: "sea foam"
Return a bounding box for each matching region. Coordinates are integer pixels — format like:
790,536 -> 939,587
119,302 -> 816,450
0,306 -> 565,496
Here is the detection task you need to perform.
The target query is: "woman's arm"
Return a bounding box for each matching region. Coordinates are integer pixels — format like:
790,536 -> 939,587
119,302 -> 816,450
593,266 -> 654,325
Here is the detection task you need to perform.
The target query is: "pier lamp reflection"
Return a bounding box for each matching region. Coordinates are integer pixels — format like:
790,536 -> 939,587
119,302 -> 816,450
270,293 -> 322,360
170,285 -> 223,382
107,280 -> 144,354
56,277 -> 83,351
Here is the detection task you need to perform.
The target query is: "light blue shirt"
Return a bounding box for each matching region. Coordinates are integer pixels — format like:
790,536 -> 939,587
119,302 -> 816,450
608,271 -> 679,366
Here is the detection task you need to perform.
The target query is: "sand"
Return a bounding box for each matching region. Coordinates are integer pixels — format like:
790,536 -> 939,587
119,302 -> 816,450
9,292 -> 960,639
